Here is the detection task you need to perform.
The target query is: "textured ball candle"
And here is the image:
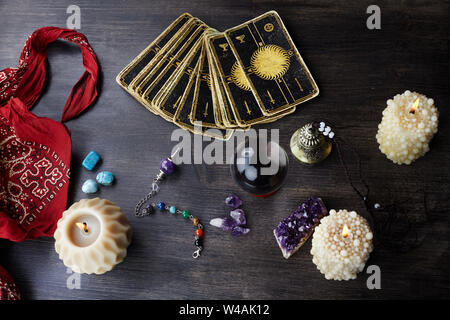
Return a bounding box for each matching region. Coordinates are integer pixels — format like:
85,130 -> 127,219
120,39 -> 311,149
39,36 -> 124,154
311,209 -> 373,280
376,90 -> 439,164
54,198 -> 132,274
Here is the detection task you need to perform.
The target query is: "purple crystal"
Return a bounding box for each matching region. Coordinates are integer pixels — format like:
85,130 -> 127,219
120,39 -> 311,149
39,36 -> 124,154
160,158 -> 175,175
221,217 -> 237,231
141,204 -> 153,215
231,226 -> 250,236
230,209 -> 246,226
210,204 -> 250,236
225,194 -> 242,209
274,197 -> 328,258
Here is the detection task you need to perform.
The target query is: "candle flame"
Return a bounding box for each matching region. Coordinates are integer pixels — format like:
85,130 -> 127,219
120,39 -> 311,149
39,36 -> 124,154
76,222 -> 88,233
409,98 -> 420,114
342,224 -> 349,238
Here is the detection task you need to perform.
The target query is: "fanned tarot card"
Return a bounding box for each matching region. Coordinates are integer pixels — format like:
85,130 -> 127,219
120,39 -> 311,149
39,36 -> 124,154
173,56 -> 234,140
141,24 -> 209,109
116,11 -> 318,139
116,13 -> 192,89
224,11 -> 319,116
190,46 -> 222,129
208,32 -> 295,126
206,33 -> 245,129
155,40 -> 203,121
129,19 -> 202,109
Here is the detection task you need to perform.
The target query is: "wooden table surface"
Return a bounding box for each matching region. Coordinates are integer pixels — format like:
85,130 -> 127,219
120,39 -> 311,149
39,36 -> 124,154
0,0 -> 449,300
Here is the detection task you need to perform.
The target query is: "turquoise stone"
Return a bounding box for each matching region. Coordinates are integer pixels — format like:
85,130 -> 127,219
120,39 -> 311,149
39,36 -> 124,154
96,171 -> 114,186
169,206 -> 177,214
82,179 -> 98,194
82,151 -> 101,171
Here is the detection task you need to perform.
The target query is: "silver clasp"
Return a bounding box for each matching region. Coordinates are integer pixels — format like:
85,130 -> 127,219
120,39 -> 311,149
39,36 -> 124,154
192,248 -> 202,259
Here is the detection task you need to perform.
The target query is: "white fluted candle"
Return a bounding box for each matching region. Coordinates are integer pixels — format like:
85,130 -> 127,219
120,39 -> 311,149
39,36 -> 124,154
54,198 -> 132,274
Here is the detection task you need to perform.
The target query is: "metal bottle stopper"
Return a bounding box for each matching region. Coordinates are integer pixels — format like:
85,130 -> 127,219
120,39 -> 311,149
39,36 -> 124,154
289,122 -> 332,164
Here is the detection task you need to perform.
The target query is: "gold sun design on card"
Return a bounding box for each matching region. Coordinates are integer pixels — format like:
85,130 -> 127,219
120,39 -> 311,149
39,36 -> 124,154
250,44 -> 291,80
230,62 -> 251,91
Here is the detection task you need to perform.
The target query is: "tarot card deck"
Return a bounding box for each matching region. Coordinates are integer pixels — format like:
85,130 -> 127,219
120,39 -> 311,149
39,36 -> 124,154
116,11 -> 319,139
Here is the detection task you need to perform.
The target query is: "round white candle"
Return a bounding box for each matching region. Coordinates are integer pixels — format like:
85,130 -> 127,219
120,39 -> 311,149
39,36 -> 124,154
311,209 -> 373,280
376,90 -> 438,165
54,198 -> 132,274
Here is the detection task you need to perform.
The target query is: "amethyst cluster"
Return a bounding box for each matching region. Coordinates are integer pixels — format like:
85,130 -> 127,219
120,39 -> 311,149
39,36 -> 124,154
210,194 -> 250,236
274,197 -> 327,259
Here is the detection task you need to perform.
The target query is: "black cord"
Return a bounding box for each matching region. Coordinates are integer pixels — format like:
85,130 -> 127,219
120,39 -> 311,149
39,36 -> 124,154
314,121 -> 429,253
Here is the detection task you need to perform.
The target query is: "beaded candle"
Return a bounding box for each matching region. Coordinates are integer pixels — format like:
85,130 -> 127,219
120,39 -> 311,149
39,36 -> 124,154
376,91 -> 438,165
311,209 -> 373,280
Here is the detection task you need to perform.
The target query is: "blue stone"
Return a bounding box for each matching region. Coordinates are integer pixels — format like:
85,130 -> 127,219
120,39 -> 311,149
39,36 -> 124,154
96,171 -> 114,186
82,151 -> 101,171
82,179 -> 98,194
157,202 -> 165,210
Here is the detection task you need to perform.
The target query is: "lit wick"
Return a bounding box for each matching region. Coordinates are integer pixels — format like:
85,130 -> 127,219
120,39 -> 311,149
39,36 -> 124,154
409,97 -> 420,114
342,224 -> 349,239
76,222 -> 89,233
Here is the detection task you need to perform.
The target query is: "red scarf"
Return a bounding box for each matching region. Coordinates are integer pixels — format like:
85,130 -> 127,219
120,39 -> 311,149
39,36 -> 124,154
0,265 -> 20,300
0,27 -> 98,241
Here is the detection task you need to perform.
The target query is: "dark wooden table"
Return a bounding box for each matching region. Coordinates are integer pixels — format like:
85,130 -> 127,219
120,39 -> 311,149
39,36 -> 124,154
0,0 -> 449,300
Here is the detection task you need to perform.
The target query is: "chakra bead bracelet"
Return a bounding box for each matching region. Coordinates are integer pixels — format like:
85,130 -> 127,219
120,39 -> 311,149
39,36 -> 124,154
135,148 -> 204,258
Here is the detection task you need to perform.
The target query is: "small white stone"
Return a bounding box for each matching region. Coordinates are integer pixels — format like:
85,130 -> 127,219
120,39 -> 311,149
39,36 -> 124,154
328,132 -> 335,138
244,166 -> 258,181
209,218 -> 223,228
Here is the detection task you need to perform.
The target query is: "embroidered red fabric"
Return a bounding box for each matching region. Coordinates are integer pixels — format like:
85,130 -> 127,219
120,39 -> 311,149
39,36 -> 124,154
0,265 -> 20,300
0,27 -> 98,241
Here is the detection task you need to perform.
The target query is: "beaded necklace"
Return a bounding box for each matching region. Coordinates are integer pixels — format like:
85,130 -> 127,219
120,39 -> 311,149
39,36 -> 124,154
135,149 -> 204,259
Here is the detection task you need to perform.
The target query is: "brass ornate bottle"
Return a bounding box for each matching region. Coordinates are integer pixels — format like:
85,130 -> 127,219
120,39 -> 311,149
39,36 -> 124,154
290,122 -> 332,164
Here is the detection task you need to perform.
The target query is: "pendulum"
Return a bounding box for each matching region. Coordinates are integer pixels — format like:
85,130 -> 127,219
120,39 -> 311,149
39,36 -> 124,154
230,135 -> 289,197
135,149 -> 204,259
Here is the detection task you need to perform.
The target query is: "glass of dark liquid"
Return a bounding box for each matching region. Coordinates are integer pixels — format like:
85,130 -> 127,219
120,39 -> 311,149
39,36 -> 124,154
230,137 -> 289,197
